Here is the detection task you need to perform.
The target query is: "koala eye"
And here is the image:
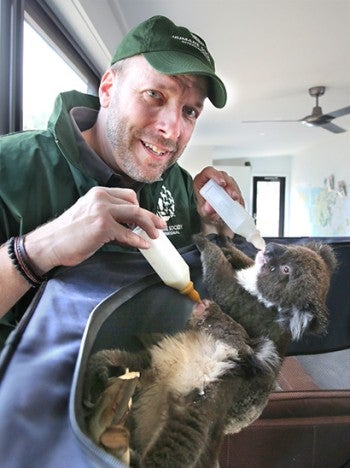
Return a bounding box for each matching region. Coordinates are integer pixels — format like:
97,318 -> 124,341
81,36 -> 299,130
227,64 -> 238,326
269,265 -> 276,272
280,265 -> 290,275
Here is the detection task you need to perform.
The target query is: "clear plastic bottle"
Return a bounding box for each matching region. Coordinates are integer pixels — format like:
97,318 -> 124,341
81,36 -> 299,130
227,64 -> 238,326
133,227 -> 201,303
200,179 -> 266,250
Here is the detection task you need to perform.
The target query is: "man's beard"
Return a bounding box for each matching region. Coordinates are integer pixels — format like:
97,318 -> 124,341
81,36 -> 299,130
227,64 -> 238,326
106,110 -> 181,183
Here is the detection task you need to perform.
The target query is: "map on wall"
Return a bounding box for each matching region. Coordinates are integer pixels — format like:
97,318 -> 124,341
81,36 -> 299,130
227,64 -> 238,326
300,176 -> 350,236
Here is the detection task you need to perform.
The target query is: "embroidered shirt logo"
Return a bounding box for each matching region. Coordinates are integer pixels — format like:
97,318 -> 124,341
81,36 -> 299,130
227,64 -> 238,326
156,185 -> 175,221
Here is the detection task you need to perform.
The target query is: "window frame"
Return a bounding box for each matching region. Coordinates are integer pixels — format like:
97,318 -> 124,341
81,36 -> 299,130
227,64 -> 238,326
0,0 -> 24,134
252,175 -> 286,237
0,0 -> 100,135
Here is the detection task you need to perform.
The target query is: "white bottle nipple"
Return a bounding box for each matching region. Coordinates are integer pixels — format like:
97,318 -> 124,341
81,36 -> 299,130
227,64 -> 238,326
247,231 -> 266,250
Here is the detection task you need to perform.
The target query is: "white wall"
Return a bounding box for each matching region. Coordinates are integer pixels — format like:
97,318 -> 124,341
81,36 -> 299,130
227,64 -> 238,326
289,132 -> 350,236
181,148 -> 293,233
179,145 -> 213,176
181,133 -> 350,237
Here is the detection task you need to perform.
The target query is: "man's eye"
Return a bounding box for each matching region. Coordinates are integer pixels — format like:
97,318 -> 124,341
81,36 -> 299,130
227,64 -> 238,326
183,106 -> 197,119
146,90 -> 161,99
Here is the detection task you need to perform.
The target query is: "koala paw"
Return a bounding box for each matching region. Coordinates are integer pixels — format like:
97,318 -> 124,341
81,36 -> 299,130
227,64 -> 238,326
84,350 -> 126,406
193,233 -> 209,251
192,299 -> 211,320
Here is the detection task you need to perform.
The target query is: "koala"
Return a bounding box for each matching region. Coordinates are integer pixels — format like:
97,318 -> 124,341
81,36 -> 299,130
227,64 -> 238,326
194,235 -> 337,349
194,235 -> 336,433
84,235 -> 336,467
85,299 -> 280,468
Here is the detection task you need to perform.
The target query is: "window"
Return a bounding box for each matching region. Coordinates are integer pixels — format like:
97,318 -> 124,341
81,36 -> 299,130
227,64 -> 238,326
23,21 -> 88,130
253,176 -> 285,237
0,0 -> 100,135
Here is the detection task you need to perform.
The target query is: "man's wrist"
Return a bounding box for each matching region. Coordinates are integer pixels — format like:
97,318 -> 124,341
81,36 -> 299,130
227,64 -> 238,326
24,227 -> 58,275
7,236 -> 46,287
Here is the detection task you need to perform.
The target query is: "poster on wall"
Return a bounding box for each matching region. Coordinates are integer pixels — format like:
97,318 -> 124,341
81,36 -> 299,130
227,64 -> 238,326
300,175 -> 350,236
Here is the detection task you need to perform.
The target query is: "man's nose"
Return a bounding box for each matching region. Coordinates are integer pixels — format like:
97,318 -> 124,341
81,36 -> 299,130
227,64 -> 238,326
156,106 -> 181,140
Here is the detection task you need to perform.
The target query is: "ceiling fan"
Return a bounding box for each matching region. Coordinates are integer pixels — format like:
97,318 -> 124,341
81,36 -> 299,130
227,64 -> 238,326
243,86 -> 350,134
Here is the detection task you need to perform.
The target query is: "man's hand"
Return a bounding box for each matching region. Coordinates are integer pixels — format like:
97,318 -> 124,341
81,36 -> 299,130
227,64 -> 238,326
0,186 -> 166,318
193,166 -> 244,236
25,186 -> 167,274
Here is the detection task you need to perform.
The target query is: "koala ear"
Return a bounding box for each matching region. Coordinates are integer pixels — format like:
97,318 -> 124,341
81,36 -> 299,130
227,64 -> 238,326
318,244 -> 338,274
305,242 -> 338,274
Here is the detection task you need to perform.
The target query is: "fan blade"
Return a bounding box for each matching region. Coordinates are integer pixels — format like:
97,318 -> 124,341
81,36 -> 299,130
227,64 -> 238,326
320,122 -> 346,134
242,119 -> 300,123
327,106 -> 350,119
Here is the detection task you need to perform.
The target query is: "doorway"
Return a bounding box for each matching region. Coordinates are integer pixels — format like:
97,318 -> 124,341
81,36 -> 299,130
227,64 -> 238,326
252,176 -> 285,237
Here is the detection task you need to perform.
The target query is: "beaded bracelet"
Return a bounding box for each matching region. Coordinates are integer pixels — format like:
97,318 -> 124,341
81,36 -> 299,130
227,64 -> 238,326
7,236 -> 46,288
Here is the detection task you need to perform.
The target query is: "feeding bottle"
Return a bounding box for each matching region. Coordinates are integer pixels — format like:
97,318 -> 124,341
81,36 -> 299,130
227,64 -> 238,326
133,227 -> 201,303
200,179 -> 266,250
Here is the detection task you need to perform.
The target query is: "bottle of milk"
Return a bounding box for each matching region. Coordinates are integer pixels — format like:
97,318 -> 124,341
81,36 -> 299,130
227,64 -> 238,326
133,227 -> 201,303
200,179 -> 265,250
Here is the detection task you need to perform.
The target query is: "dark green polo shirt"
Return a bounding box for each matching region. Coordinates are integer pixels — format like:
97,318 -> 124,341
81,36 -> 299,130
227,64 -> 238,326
0,90 -> 200,343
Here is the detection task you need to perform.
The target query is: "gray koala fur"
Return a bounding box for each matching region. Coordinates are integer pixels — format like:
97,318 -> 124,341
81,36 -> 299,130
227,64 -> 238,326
84,235 -> 336,467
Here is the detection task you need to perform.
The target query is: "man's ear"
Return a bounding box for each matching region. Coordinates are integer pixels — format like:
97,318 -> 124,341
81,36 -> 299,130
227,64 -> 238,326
99,69 -> 115,107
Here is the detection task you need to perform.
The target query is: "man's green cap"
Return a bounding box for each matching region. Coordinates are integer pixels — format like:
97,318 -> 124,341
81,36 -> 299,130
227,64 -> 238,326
111,15 -> 227,108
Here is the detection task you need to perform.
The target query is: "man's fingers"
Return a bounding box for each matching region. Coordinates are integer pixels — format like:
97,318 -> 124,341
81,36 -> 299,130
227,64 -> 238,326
108,205 -> 166,241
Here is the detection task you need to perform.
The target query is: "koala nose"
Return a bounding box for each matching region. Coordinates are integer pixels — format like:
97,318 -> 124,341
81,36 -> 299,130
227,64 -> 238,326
264,242 -> 286,258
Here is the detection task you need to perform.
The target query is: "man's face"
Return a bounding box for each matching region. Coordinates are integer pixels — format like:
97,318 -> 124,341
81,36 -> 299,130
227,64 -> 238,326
100,55 -> 207,183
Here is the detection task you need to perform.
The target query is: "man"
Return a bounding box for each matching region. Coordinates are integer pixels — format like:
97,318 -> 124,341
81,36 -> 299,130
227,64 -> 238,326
0,15 -> 242,346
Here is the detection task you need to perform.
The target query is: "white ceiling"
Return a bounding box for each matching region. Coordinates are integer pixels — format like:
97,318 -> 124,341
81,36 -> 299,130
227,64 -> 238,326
46,0 -> 350,158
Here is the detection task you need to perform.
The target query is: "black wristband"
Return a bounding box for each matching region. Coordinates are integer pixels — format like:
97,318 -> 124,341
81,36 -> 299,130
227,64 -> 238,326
7,236 -> 46,288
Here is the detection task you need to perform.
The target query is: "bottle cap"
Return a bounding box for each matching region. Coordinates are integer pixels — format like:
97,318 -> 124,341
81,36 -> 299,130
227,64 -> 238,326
247,231 -> 266,250
180,281 -> 201,303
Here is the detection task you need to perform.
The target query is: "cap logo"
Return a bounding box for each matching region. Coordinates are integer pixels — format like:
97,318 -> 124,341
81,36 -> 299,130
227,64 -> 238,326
171,34 -> 213,66
111,16 -> 226,107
